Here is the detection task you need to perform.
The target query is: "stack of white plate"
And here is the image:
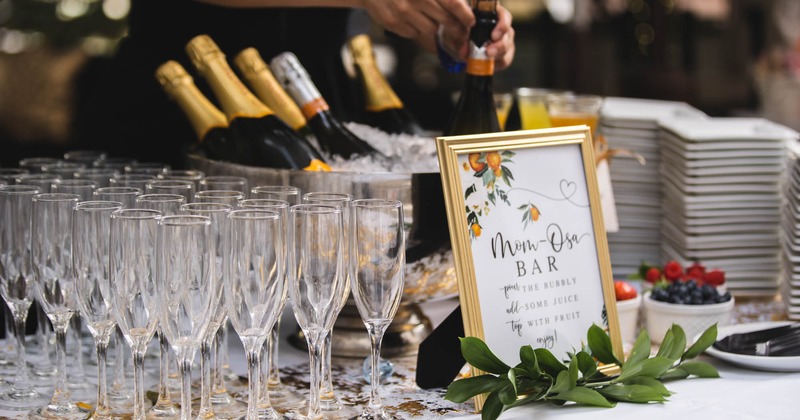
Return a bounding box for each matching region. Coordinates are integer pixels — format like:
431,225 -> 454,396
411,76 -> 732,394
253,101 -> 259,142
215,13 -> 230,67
780,141 -> 800,319
658,117 -> 797,295
600,97 -> 707,278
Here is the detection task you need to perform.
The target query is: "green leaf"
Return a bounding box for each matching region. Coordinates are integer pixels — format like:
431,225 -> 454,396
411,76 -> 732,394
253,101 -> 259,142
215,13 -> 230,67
481,390 -> 504,420
597,384 -> 667,403
576,351 -> 597,378
678,360 -> 720,378
625,330 -> 652,367
519,345 -> 540,377
460,337 -> 511,375
534,348 -> 567,376
659,367 -> 690,381
502,166 -> 515,182
515,378 -> 552,403
517,204 -> 528,210
568,355 -> 579,384
507,368 -> 518,394
682,324 -> 718,361
550,370 -> 574,395
501,150 -> 515,158
445,375 -> 508,403
465,184 -> 477,199
615,357 -> 675,382
553,387 -> 615,408
624,377 -> 672,397
656,325 -> 686,362
587,324 -> 621,365
498,382 -> 518,406
474,166 -> 488,178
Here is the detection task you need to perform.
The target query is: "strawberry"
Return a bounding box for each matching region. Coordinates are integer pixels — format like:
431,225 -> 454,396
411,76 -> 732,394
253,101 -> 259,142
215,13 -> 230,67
645,267 -> 662,283
614,280 -> 638,301
703,270 -> 725,286
686,262 -> 706,280
663,260 -> 683,282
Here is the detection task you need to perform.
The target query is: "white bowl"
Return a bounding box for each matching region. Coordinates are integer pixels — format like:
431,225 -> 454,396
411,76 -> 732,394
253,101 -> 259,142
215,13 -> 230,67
643,291 -> 734,344
615,293 -> 642,346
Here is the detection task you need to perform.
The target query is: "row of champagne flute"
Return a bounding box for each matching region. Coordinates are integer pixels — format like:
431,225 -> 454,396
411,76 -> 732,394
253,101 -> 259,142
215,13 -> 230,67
0,183 -> 403,420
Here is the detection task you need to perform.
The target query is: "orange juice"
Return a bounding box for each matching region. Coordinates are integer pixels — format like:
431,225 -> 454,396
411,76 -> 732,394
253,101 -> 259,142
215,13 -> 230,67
518,100 -> 551,129
548,112 -> 599,137
493,92 -> 513,130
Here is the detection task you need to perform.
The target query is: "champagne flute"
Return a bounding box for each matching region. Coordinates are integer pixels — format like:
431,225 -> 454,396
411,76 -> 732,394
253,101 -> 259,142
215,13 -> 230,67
236,199 -> 299,414
0,168 -> 29,184
156,215 -> 216,420
349,200 -> 405,420
199,176 -> 248,194
146,180 -> 196,203
224,209 -> 286,420
94,158 -> 138,172
63,150 -> 108,166
0,185 -> 49,411
74,168 -> 119,188
288,204 -> 348,420
41,162 -> 87,180
19,157 -> 61,173
302,192 -> 353,416
195,190 -> 245,207
158,170 -> 205,190
109,174 -> 156,191
244,186 -> 304,410
180,203 -> 246,420
51,179 -> 97,202
94,187 -> 143,209
73,200 -> 124,419
135,194 -> 184,417
124,162 -> 171,177
15,173 -> 61,193
109,209 -> 161,420
30,192 -> 86,420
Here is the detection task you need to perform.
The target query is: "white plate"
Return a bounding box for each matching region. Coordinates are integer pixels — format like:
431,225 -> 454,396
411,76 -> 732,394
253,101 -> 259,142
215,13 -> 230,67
704,322 -> 800,372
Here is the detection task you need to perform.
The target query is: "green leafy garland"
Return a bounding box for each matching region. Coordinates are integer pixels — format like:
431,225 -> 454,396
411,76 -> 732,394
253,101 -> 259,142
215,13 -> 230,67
445,323 -> 720,420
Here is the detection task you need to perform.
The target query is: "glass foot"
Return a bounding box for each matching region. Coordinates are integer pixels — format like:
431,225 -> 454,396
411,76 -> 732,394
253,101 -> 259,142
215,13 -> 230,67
27,401 -> 90,420
147,398 -> 180,419
268,385 -> 305,412
0,386 -> 50,411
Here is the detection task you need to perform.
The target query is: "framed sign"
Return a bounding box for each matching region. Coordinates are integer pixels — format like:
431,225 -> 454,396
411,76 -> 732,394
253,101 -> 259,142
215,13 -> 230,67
436,126 -> 623,376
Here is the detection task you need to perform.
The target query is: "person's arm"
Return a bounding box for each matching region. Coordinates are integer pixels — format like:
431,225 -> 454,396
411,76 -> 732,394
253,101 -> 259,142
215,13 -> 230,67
197,0 -> 513,69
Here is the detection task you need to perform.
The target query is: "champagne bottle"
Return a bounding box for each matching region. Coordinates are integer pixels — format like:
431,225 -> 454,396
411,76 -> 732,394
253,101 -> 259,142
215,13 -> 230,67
233,48 -> 315,140
270,52 -> 383,160
347,34 -> 425,136
185,35 -> 330,171
155,60 -> 239,163
443,0 -> 500,136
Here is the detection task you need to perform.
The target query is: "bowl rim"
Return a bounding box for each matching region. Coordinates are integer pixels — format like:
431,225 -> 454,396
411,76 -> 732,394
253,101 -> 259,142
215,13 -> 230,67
643,290 -> 735,314
615,293 -> 642,309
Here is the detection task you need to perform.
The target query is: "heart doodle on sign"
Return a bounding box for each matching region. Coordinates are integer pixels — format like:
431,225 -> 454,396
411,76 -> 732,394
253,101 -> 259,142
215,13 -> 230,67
559,179 -> 577,198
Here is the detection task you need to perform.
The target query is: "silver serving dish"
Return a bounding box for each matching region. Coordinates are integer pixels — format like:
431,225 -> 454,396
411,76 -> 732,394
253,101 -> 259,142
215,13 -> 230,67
187,152 -> 457,357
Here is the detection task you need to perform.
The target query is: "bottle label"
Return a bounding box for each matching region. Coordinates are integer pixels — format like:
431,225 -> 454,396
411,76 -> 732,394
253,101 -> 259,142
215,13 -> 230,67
300,98 -> 331,120
466,43 -> 494,76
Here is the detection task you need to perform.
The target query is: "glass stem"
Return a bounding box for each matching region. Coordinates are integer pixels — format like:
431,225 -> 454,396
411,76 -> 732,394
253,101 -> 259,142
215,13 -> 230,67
37,304 -> 51,358
179,354 -> 193,420
111,327 -> 127,393
212,324 -> 226,394
267,317 -> 282,388
198,337 -> 213,417
11,311 -> 32,391
367,323 -> 389,414
51,315 -> 74,407
319,331 -> 334,400
94,331 -> 112,417
245,344 -> 261,420
306,334 -> 323,419
157,330 -> 172,404
70,316 -> 86,381
133,350 -> 146,420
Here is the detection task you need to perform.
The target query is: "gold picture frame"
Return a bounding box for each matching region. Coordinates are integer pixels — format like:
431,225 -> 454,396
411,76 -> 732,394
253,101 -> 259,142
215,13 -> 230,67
436,126 -> 623,410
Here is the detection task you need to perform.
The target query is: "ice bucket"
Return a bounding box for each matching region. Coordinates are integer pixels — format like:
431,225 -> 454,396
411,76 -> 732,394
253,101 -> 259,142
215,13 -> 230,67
187,152 -> 457,356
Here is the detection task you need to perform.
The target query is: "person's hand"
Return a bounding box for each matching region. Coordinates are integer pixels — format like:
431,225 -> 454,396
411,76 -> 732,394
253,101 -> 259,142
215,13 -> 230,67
486,4 -> 514,70
438,3 -> 515,70
361,0 -> 474,40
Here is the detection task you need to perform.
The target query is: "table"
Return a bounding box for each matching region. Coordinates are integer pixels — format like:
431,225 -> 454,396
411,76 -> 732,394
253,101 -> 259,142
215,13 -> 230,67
0,298 -> 797,419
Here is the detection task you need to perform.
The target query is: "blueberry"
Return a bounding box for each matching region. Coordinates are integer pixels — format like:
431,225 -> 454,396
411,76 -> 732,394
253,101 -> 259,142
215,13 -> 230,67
686,279 -> 697,291
651,289 -> 669,302
701,284 -> 715,300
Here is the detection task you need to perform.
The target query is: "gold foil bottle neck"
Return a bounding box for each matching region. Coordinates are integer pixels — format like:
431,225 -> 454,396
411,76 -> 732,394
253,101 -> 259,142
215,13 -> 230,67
348,34 -> 374,64
234,48 -> 308,131
347,34 -> 403,112
234,48 -> 267,74
186,35 -> 226,71
155,61 -> 192,95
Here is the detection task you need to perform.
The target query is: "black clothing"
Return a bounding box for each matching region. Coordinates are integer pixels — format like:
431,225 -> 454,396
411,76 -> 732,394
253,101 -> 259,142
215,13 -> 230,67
75,0 -> 358,168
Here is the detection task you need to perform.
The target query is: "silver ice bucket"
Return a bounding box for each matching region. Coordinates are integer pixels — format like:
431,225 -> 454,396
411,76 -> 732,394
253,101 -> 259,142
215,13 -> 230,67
187,152 -> 457,357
